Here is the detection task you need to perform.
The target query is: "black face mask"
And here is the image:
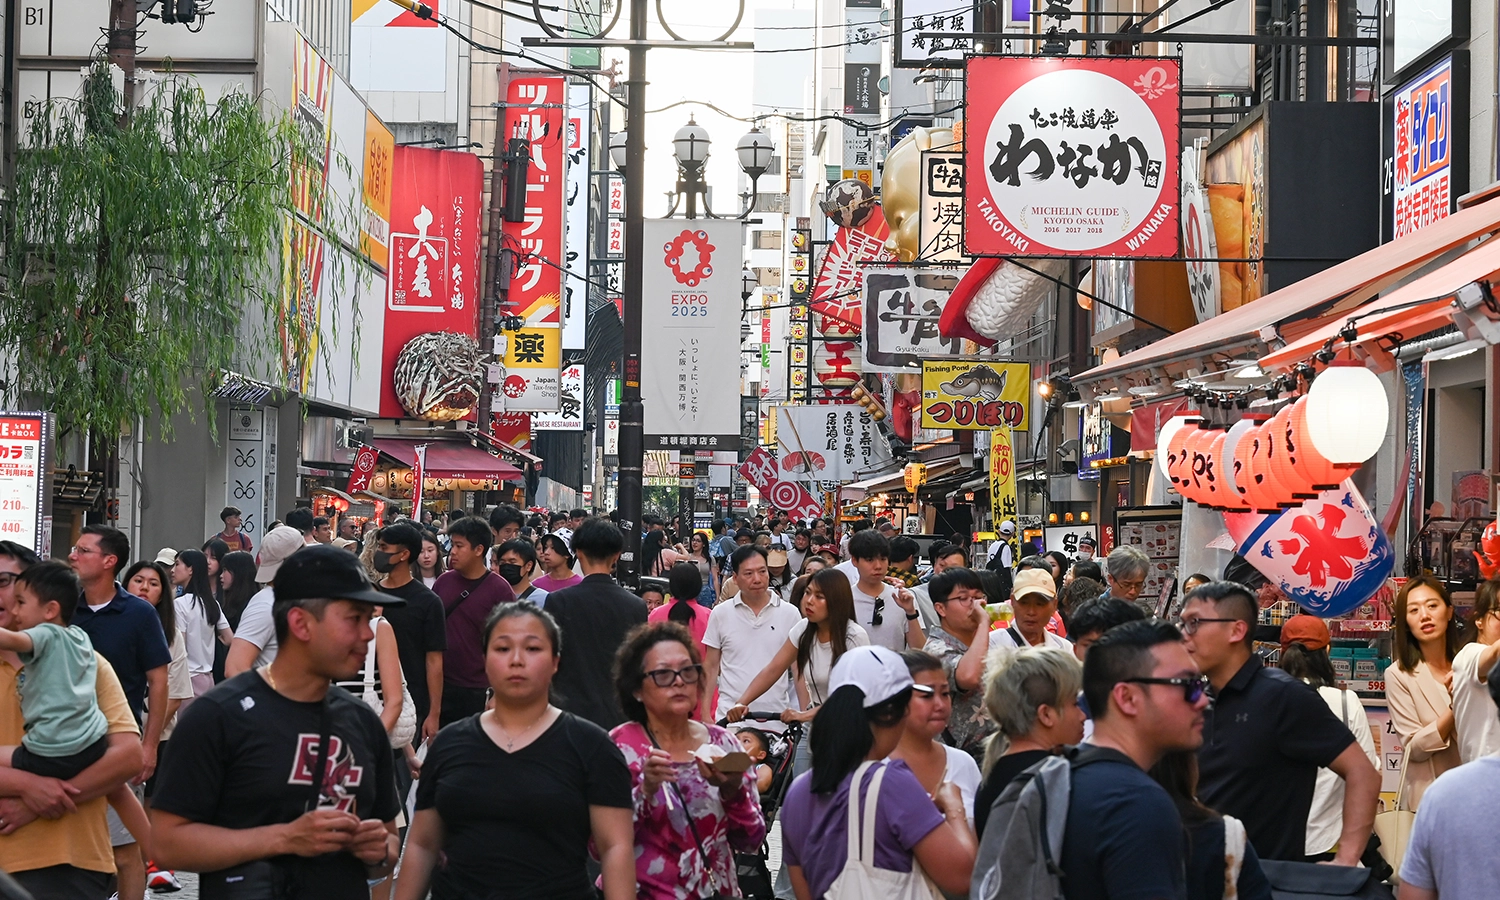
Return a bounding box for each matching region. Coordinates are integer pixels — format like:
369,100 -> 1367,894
497,563 -> 525,585
373,550 -> 397,574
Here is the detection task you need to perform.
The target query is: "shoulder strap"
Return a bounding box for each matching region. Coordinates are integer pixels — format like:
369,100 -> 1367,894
860,762 -> 887,863
645,725 -> 722,896
362,617 -> 380,696
307,695 -> 333,810
442,572 -> 492,616
1007,626 -> 1026,648
845,760 -> 878,865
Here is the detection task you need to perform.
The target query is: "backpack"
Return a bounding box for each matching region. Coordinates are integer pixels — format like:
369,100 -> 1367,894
970,746 -> 1118,900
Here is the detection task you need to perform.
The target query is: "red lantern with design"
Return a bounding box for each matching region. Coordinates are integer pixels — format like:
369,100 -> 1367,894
1199,428 -> 1230,508
1238,423 -> 1286,511
1217,417 -> 1260,511
1165,421 -> 1196,497
1266,405 -> 1319,500
1289,396 -> 1349,489
1181,424 -> 1215,504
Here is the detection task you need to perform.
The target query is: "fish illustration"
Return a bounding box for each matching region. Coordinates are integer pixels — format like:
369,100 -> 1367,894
939,365 -> 1007,400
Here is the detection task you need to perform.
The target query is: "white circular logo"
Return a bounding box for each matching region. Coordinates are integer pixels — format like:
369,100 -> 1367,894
983,68 -> 1168,252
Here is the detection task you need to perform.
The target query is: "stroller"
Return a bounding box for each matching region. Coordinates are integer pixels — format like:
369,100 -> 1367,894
724,712 -> 805,900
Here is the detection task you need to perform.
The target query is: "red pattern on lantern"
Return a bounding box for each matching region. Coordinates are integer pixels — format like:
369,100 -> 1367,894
1237,424 -> 1283,512
1218,418 -> 1260,512
1179,425 -> 1213,504
1267,405 -> 1318,501
1165,420 -> 1196,498
1200,429 -> 1230,508
1289,397 -> 1349,489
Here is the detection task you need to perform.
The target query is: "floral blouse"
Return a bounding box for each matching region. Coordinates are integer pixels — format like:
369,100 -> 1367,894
611,721 -> 767,900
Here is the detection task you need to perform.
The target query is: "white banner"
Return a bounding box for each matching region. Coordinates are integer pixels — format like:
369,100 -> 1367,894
1044,525 -> 1098,556
860,266 -> 969,372
1181,143 -> 1221,323
603,416 -> 620,456
563,83 -> 592,350
533,364 -> 585,431
774,404 -> 895,483
642,219 -> 743,450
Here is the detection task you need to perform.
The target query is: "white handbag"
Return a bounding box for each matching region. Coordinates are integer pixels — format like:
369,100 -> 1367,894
1373,746 -> 1415,874
361,617 -> 417,749
824,760 -> 943,900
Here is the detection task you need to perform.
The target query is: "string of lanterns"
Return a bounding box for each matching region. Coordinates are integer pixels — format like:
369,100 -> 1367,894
1157,363 -> 1388,510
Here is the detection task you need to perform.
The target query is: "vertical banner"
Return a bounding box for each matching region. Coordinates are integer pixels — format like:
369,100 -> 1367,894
990,427 -> 1018,533
412,444 -> 428,514
641,219 -> 743,450
563,83 -> 592,350
0,413 -> 52,557
226,408 -> 267,542
347,445 -> 379,493
381,146 -> 484,419
500,73 -> 567,411
282,34 -> 334,390
361,111 -> 394,270
1391,55 -> 1461,239
918,151 -> 966,261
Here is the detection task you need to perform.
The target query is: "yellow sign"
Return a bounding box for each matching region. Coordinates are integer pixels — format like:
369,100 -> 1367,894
503,326 -> 561,372
360,111 -> 394,269
904,462 -> 927,493
920,361 -> 1032,431
989,427 -> 1018,537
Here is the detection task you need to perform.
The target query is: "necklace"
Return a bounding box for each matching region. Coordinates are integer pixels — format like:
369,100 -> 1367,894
491,706 -> 552,751
260,665 -> 277,691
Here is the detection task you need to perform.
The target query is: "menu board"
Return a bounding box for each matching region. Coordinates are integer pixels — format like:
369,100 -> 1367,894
0,413 -> 52,557
1114,506 -> 1183,604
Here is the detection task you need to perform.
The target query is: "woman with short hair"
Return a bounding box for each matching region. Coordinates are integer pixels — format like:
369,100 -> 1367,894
610,621 -> 765,899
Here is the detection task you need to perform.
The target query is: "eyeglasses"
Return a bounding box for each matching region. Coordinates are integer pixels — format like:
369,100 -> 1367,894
0,573 -> 16,588
1177,617 -> 1238,636
1113,578 -> 1145,592
69,545 -> 100,556
644,665 -> 704,687
1124,675 -> 1211,704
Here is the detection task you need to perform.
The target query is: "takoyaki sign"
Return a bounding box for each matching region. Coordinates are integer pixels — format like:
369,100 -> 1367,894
964,56 -> 1181,258
920,361 -> 1032,431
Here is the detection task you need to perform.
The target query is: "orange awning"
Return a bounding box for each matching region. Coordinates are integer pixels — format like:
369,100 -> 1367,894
1075,196 -> 1500,388
1259,236 -> 1500,372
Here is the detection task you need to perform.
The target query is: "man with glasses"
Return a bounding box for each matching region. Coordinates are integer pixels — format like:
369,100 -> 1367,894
1098,545 -> 1151,616
923,567 -> 995,764
542,518 -> 647,730
1058,619 -> 1209,900
1183,581 -> 1379,864
68,525 -> 171,900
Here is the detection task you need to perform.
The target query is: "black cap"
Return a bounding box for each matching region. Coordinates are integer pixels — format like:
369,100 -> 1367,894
273,544 -> 406,609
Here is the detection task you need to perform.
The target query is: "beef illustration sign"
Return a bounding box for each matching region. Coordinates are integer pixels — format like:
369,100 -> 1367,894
964,55 -> 1182,258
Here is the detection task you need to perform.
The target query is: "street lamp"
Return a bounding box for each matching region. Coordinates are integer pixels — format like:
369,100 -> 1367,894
609,130 -> 629,174
667,116 -> 712,219
742,267 -> 758,301
735,126 -> 774,218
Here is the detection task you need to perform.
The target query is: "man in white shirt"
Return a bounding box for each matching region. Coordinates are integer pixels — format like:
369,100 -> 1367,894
844,531 -> 925,653
701,546 -> 803,722
988,568 -> 1071,653
786,529 -> 812,575
222,525 -> 305,677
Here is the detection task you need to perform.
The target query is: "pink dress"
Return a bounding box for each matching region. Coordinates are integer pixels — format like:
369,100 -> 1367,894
610,721 -> 766,900
647,600 -> 710,656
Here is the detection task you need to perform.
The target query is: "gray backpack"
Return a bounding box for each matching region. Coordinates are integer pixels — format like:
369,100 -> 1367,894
970,746 -> 1117,900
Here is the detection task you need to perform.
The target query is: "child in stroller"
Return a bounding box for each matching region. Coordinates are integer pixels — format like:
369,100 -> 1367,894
725,714 -> 804,900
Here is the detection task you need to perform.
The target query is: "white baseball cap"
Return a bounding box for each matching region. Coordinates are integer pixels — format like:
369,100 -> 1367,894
829,646 -> 914,707
153,547 -> 178,567
257,525 -> 307,583
999,520 -> 1016,536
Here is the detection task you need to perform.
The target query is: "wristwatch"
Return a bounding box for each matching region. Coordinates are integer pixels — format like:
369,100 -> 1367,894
905,611 -> 920,620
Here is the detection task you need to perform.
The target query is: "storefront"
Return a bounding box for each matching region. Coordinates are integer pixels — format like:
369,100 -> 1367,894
368,437 -> 525,520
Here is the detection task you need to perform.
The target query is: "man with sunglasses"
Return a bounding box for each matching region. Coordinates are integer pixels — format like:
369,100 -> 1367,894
1184,581 -> 1379,865
542,518 -> 647,730
1059,619 -> 1209,900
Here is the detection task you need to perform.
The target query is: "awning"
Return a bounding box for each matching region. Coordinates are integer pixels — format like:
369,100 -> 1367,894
371,438 -> 523,481
1075,195 -> 1500,391
472,429 -> 543,466
1259,236 -> 1500,372
840,458 -> 965,503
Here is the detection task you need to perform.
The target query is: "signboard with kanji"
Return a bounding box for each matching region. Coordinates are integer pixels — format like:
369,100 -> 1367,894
774,405 -> 894,483
989,427 -> 1017,537
533,364 -> 585,431
0,413 -> 52,557
920,360 -> 1033,430
964,56 -> 1182,258
737,447 -> 825,521
861,267 -> 1009,372
919,151 -> 966,262
895,0 -> 976,69
1391,55 -> 1464,239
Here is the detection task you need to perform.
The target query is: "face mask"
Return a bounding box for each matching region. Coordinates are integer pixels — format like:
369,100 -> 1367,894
372,550 -> 396,574
498,563 -> 525,585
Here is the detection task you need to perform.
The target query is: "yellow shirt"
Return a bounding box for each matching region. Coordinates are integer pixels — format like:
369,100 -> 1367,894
0,653 -> 140,875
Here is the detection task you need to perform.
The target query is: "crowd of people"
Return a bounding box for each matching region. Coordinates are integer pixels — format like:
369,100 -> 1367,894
0,504 -> 1495,900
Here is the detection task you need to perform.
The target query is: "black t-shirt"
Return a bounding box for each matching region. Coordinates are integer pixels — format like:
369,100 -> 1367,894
416,712 -> 632,900
1196,656 -> 1354,862
542,575 -> 648,730
974,748 -> 1052,839
152,671 -> 399,899
377,579 -> 447,724
1061,749 -> 1187,900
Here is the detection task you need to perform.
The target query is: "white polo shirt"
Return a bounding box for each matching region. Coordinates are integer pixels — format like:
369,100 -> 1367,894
988,626 -> 1071,653
702,591 -> 804,720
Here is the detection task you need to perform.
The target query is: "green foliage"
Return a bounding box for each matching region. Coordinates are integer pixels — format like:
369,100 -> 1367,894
1,62 -> 357,435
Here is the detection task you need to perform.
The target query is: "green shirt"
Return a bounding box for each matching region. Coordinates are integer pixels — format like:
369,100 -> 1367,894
17,623 -> 109,755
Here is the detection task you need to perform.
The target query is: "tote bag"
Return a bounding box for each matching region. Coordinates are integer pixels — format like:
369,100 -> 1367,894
1372,746 -> 1414,874
824,761 -> 943,900
360,617 -> 417,748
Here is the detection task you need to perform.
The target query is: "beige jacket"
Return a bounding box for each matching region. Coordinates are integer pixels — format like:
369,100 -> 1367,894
1384,660 -> 1461,809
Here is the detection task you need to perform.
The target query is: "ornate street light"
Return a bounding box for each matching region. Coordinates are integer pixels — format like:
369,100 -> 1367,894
609,130 -> 629,174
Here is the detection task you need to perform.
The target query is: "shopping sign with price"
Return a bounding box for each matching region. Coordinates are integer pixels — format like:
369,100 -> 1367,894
738,447 -> 825,521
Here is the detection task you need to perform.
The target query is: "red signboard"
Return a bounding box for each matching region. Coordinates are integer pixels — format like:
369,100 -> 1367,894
380,146 -> 484,418
811,208 -> 894,335
1393,57 -> 1454,238
492,412 -> 533,451
347,445 -> 379,493
964,56 -> 1181,259
737,447 -> 824,521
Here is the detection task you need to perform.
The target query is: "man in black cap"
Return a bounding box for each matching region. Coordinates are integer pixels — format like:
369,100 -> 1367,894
150,545 -> 404,899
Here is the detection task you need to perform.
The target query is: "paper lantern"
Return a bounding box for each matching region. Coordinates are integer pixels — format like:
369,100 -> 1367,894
1212,417 -> 1260,510
1266,405 -> 1318,500
1194,428 -> 1229,508
1183,424 -> 1219,505
1289,396 -> 1351,489
1237,424 -> 1288,511
1155,414 -> 1195,482
1178,424 -> 1212,503
1222,480 -> 1394,616
1304,363 -> 1388,466
1165,421 -> 1196,498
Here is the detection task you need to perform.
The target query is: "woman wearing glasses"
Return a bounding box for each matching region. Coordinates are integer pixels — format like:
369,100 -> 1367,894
610,621 -> 766,900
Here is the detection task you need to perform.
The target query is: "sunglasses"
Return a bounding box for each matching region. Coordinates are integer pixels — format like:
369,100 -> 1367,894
872,592 -> 884,627
1123,675 -> 1211,705
644,665 -> 704,688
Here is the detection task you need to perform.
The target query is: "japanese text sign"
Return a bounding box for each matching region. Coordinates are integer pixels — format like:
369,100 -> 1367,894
738,447 -> 825,521
774,405 -> 894,483
921,361 -> 1032,430
1393,56 -> 1453,238
895,0 -> 975,69
347,444 -> 379,493
563,83 -> 591,350
361,112 -> 393,270
500,72 -> 567,411
989,428 -> 1018,533
919,152 -> 967,262
0,414 -> 51,557
863,266 -> 1010,371
533,364 -> 585,431
964,56 -> 1182,258
1044,525 -> 1098,556
380,146 -> 483,418
641,219 -> 742,451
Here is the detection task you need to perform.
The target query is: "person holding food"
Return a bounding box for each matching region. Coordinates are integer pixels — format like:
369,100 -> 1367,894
611,621 -> 766,900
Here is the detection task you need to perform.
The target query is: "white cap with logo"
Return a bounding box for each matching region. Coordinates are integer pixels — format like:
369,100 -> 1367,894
828,645 -> 914,707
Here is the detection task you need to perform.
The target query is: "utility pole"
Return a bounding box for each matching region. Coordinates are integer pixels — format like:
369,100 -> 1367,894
476,66 -> 513,433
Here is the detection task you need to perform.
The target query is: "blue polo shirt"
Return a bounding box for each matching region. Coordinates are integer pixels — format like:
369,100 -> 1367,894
72,583 -> 172,720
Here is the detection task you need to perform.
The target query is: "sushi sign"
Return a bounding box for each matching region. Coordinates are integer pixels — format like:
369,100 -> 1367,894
920,360 -> 1032,431
774,404 -> 895,483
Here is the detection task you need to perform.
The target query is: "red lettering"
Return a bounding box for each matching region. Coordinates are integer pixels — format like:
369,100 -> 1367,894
928,402 -> 952,424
